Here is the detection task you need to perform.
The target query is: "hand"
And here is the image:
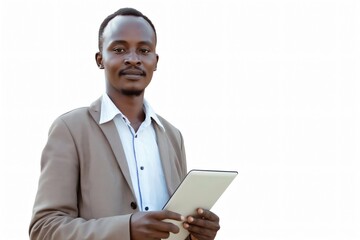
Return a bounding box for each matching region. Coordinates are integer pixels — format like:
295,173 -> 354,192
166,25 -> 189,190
183,208 -> 220,240
130,210 -> 185,240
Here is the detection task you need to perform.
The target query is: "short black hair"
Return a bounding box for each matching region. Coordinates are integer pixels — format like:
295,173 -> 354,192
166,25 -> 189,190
98,7 -> 157,51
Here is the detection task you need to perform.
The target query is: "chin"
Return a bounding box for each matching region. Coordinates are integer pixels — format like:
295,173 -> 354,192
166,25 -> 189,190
121,89 -> 144,96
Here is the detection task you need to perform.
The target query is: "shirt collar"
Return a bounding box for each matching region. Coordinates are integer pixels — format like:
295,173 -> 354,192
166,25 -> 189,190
99,93 -> 165,131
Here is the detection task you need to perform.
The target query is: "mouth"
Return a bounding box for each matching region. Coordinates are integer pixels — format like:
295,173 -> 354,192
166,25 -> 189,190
120,68 -> 146,77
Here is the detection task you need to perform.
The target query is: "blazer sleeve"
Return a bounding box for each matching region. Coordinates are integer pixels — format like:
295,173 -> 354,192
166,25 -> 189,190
29,117 -> 132,240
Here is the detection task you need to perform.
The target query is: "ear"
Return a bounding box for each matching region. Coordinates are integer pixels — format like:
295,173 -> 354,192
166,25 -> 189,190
95,52 -> 104,69
154,54 -> 159,71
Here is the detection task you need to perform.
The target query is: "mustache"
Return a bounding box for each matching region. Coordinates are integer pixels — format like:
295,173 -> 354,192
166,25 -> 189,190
119,66 -> 146,76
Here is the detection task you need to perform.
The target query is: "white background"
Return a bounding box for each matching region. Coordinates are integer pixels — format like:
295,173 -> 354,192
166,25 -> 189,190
1,0 -> 360,239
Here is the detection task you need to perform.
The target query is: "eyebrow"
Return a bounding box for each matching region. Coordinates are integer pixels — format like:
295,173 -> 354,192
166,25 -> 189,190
108,40 -> 154,47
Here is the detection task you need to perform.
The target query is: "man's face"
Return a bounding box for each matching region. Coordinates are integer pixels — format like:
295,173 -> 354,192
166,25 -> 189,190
97,15 -> 158,97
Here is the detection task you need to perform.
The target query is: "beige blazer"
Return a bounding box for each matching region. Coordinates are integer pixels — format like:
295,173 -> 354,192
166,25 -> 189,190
29,97 -> 187,240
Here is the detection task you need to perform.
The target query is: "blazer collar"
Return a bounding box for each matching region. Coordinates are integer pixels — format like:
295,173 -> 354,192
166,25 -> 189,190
153,122 -> 180,195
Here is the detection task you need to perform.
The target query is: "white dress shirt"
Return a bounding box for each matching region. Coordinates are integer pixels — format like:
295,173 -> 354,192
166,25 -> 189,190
99,94 -> 169,211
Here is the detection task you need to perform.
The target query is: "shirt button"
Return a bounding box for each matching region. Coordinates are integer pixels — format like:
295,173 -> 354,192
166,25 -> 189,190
130,202 -> 137,210
140,166 -> 144,170
145,206 -> 149,211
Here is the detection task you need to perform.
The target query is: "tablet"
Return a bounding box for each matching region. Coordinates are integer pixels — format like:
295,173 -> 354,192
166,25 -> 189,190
162,169 -> 238,240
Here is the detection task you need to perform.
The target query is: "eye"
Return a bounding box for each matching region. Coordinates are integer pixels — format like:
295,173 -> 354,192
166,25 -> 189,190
113,48 -> 125,54
140,48 -> 150,54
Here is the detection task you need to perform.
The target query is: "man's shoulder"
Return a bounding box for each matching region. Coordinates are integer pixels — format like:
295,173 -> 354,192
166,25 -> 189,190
155,114 -> 184,143
55,97 -> 101,124
58,107 -> 90,120
50,107 -> 93,129
156,115 -> 179,131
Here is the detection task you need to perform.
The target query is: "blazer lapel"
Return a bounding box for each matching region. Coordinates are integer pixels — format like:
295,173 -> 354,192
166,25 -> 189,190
88,98 -> 135,197
154,123 -> 180,195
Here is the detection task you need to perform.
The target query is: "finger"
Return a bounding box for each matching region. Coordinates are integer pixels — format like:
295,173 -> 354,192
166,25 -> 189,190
144,229 -> 171,240
158,220 -> 181,234
185,223 -> 215,240
185,216 -> 220,231
190,234 -> 200,240
155,210 -> 185,221
185,218 -> 220,240
132,212 -> 181,233
153,211 -> 185,234
197,208 -> 219,222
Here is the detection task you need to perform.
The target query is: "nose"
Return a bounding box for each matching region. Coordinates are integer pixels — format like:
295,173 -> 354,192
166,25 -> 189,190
124,51 -> 141,66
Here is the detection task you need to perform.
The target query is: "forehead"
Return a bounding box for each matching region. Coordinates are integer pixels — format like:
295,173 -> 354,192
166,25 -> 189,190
102,15 -> 156,46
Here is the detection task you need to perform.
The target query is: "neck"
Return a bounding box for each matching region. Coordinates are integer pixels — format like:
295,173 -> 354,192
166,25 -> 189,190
107,92 -> 145,130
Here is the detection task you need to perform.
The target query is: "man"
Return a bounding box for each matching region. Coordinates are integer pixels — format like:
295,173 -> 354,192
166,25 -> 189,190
29,7 -> 220,240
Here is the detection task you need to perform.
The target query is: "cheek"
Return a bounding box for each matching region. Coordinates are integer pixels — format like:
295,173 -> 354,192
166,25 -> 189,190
104,61 -> 124,80
143,57 -> 157,72
102,52 -> 122,68
105,57 -> 122,69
